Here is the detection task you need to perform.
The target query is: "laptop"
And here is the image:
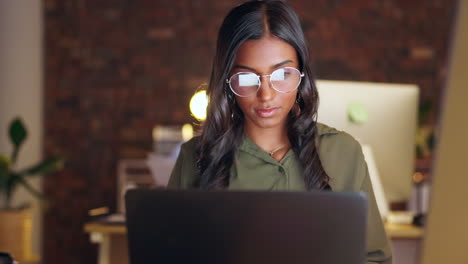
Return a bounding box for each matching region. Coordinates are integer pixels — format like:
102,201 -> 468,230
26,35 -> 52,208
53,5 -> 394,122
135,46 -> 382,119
125,189 -> 368,264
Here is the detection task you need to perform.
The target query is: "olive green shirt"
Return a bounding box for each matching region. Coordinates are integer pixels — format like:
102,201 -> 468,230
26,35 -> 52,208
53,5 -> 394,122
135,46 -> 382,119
168,123 -> 392,264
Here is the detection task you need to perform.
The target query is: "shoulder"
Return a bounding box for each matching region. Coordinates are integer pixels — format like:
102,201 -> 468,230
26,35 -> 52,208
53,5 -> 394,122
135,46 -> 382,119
180,135 -> 200,153
168,136 -> 201,189
316,122 -> 361,153
177,135 -> 202,171
315,122 -> 366,191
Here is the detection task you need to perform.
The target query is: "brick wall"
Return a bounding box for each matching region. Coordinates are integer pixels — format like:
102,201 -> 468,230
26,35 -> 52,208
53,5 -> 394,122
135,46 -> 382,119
43,0 -> 456,263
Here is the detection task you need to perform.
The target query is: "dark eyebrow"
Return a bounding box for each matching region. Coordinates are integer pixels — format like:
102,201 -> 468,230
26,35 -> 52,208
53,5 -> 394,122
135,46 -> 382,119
232,64 -> 257,71
272,60 -> 293,69
232,60 -> 294,72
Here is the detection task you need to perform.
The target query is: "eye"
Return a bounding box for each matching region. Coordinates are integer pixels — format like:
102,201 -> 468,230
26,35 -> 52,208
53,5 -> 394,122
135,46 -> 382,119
269,67 -> 302,93
228,72 -> 260,97
271,67 -> 295,81
238,73 -> 259,86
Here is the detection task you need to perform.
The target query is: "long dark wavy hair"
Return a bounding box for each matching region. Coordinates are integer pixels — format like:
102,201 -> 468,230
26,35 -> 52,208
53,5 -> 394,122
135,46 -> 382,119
196,0 -> 330,190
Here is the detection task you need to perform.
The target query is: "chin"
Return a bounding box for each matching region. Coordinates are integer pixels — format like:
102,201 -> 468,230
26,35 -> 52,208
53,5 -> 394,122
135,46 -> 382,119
251,117 -> 285,129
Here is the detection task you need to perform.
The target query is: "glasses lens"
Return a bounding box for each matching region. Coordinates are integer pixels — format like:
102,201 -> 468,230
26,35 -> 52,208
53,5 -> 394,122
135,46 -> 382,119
229,73 -> 259,97
270,67 -> 301,92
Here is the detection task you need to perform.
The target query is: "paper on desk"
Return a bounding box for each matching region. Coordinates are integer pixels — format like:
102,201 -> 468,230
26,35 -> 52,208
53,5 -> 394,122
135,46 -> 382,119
98,213 -> 126,224
146,152 -> 177,187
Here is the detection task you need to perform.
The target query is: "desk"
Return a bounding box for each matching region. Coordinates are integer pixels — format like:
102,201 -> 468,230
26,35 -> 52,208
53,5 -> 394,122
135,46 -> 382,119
84,223 -> 127,264
385,223 -> 424,264
84,221 -> 423,264
385,222 -> 424,239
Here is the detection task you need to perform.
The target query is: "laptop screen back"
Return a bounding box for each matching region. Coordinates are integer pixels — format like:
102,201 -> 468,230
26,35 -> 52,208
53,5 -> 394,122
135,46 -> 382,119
125,189 -> 367,264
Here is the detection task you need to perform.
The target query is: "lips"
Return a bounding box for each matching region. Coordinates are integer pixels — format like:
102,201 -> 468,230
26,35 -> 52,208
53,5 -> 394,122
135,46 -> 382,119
255,107 -> 279,118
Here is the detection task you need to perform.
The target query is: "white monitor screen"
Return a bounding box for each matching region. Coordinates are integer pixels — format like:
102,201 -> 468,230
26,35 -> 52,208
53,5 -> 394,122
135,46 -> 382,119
316,80 -> 419,204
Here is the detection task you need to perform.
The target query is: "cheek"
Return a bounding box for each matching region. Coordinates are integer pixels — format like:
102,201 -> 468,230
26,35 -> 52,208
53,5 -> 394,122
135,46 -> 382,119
282,92 -> 298,111
234,97 -> 251,114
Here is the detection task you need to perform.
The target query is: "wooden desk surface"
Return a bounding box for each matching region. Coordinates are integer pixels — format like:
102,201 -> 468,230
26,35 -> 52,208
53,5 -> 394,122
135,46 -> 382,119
84,222 -> 126,235
385,223 -> 424,239
84,221 -> 424,239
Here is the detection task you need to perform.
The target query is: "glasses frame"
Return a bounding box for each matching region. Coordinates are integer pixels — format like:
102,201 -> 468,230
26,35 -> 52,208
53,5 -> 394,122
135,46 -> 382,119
226,66 -> 305,97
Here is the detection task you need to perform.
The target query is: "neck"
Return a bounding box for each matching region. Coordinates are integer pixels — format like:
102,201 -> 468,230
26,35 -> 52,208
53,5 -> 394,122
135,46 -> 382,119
244,124 -> 290,152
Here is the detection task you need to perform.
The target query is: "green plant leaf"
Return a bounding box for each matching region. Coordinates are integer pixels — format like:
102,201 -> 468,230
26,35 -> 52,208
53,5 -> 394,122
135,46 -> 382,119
0,170 -> 7,191
416,145 -> 423,159
20,156 -> 65,176
17,176 -> 46,201
0,154 -> 9,179
9,118 -> 28,147
0,154 -> 10,167
427,132 -> 436,150
418,100 -> 432,124
9,118 -> 28,163
0,155 -> 10,191
3,173 -> 21,208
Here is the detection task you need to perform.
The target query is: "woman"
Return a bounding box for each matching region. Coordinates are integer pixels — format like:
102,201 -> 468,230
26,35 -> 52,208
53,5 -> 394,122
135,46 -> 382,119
169,0 -> 392,263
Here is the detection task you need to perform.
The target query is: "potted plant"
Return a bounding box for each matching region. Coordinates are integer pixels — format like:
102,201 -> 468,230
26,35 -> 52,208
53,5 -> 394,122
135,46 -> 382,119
0,117 -> 64,262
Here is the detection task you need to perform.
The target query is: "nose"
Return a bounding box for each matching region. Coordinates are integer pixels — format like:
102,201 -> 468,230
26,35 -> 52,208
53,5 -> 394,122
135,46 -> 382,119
257,76 -> 275,102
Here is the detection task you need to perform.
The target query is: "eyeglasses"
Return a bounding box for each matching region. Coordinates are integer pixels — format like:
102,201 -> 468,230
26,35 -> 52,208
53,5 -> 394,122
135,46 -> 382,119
226,67 -> 304,97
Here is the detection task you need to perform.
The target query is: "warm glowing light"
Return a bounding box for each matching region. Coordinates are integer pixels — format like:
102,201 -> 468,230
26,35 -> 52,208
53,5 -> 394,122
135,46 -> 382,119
182,123 -> 194,141
413,172 -> 426,183
190,90 -> 208,120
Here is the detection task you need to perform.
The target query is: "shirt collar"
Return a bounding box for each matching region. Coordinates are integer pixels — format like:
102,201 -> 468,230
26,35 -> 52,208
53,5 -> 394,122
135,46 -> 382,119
239,136 -> 293,165
316,122 -> 340,136
238,123 -> 338,163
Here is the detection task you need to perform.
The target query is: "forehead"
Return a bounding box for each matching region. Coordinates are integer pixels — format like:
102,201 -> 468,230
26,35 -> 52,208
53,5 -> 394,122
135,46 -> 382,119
233,35 -> 298,71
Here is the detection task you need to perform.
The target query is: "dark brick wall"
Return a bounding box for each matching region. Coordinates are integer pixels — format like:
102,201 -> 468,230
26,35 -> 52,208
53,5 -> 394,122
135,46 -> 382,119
43,0 -> 456,263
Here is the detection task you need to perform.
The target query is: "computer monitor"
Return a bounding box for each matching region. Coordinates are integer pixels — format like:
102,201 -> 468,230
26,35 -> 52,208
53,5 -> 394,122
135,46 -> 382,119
316,80 -> 419,205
